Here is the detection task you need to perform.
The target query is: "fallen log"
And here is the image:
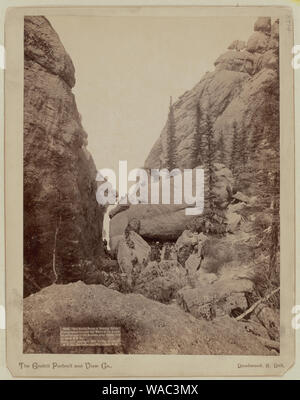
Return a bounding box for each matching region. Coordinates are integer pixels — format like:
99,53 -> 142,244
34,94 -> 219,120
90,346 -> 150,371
235,287 -> 280,321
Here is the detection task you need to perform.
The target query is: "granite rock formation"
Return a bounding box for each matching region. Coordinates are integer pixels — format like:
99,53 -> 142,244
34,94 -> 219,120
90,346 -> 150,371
24,17 -> 104,296
144,18 -> 278,170
23,281 -> 272,355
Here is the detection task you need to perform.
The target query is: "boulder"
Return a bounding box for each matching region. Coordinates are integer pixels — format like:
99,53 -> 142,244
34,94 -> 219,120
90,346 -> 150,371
109,164 -> 233,242
261,50 -> 278,70
177,277 -> 254,320
232,191 -> 251,203
175,230 -> 199,266
254,17 -> 271,35
246,32 -> 269,54
227,40 -> 246,51
117,231 -> 151,284
254,304 -> 280,341
185,258 -> 218,284
134,260 -> 188,303
110,203 -> 192,243
226,209 -> 242,232
185,254 -> 201,274
23,281 -> 272,355
214,50 -> 255,74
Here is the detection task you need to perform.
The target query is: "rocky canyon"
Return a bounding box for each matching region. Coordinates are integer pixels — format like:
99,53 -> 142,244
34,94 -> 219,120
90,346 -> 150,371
23,16 -> 280,356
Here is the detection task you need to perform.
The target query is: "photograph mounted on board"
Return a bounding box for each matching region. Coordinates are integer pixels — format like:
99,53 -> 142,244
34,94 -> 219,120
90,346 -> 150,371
4,6 -> 295,377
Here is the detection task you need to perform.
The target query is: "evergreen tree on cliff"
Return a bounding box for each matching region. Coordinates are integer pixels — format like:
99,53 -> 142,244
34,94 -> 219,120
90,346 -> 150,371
190,102 -> 203,168
202,106 -> 217,214
164,96 -> 176,170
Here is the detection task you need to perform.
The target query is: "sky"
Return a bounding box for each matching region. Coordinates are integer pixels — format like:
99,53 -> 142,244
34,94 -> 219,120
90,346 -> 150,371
48,15 -> 257,175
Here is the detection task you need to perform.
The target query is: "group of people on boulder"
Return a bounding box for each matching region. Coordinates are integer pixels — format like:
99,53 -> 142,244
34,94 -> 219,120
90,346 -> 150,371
113,214 -> 223,287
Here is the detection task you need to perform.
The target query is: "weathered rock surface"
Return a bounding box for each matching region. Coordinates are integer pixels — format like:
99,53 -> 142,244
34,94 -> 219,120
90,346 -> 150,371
134,260 -> 188,303
214,50 -> 256,74
110,203 -> 191,243
177,277 -> 254,320
117,231 -> 151,281
24,17 -> 104,296
246,31 -> 269,54
254,304 -> 280,341
227,40 -> 246,51
254,17 -> 271,34
24,16 -> 75,87
109,163 -> 233,242
225,204 -> 243,232
144,18 -> 279,171
145,69 -> 249,169
23,281 -> 272,355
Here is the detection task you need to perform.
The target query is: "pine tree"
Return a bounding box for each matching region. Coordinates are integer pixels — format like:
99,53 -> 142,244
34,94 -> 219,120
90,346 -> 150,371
230,121 -> 239,175
190,127 -> 198,169
217,131 -> 225,164
164,96 -> 176,170
204,109 -> 216,213
190,102 -> 203,168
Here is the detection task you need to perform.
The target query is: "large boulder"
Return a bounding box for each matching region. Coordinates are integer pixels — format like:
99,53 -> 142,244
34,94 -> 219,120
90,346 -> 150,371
253,304 -> 280,341
225,204 -> 243,232
246,31 -> 269,54
227,40 -> 246,51
110,203 -> 192,243
214,50 -> 255,74
109,164 -> 233,242
261,49 -> 278,71
177,277 -> 254,320
254,17 -> 271,35
23,281 -> 272,355
134,260 -> 188,303
116,231 -> 151,285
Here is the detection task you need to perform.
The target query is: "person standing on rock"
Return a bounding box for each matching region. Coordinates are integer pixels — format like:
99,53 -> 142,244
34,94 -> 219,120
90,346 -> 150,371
117,218 -> 151,288
176,221 -> 208,274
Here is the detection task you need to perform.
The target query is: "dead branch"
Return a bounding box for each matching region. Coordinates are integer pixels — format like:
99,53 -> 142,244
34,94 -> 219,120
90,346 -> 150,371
52,215 -> 62,283
235,287 -> 280,321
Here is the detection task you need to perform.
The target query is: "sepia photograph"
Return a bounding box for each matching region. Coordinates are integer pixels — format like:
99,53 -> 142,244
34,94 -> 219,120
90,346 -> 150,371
3,5 -> 295,378
22,13 -> 281,356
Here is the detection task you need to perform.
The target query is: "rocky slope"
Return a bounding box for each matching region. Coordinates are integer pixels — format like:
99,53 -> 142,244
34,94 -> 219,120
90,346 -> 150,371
23,281 -> 272,355
24,17 -> 104,296
145,17 -> 279,170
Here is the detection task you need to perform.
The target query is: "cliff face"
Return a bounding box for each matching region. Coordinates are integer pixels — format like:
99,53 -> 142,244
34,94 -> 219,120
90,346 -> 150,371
110,17 -> 279,243
145,17 -> 279,170
24,17 -> 104,297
